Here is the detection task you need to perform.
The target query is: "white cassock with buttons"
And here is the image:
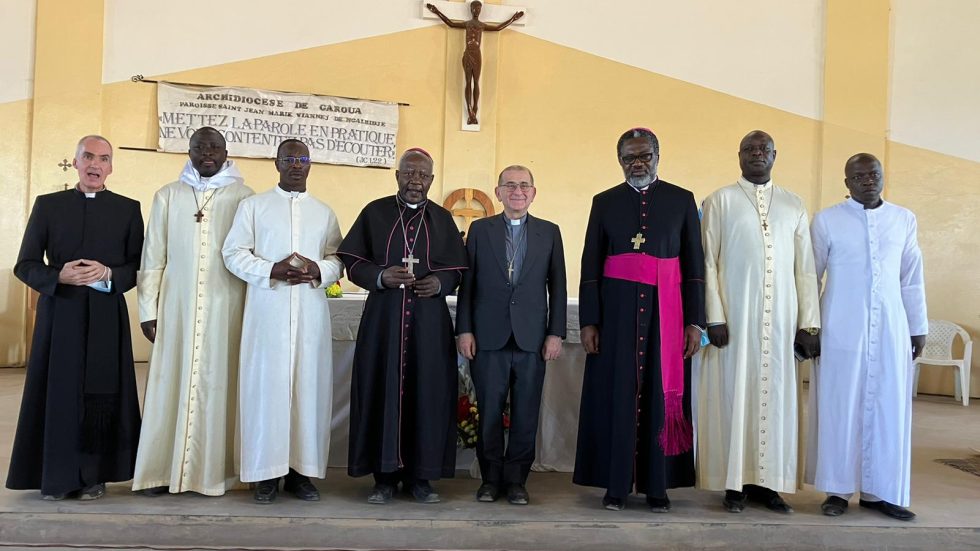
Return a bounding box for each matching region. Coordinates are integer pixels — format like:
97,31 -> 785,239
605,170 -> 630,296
223,186 -> 344,483
697,178 -> 821,493
804,199 -> 927,506
135,178 -> 253,495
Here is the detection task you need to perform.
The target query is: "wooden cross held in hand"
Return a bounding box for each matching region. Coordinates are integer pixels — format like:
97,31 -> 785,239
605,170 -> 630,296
631,232 -> 646,250
402,254 -> 420,275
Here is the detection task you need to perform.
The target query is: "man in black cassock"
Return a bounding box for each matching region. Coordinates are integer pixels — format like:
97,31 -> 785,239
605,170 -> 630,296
7,135 -> 144,500
573,128 -> 706,512
338,148 -> 467,504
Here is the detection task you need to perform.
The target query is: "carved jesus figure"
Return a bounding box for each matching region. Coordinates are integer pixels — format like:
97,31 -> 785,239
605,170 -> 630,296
426,1 -> 524,125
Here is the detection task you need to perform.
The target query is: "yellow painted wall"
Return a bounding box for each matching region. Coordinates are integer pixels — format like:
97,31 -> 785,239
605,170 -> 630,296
886,142 -> 980,397
0,14 -> 976,398
0,99 -> 32,366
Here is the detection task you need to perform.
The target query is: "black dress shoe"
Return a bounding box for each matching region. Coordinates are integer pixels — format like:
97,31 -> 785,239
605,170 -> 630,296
476,483 -> 500,502
140,486 -> 169,497
821,496 -> 848,516
283,475 -> 320,501
860,499 -> 916,521
647,494 -> 671,513
506,484 -> 529,505
79,483 -> 106,501
746,485 -> 793,514
602,493 -> 625,511
367,483 -> 395,504
723,490 -> 747,513
253,479 -> 279,504
410,480 -> 441,503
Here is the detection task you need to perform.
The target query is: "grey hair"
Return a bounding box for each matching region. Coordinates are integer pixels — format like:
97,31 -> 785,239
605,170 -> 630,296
497,165 -> 535,187
75,135 -> 113,162
616,128 -> 659,158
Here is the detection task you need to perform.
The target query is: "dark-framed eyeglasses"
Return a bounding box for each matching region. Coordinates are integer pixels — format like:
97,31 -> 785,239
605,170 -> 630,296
278,156 -> 312,166
498,182 -> 534,191
620,152 -> 655,165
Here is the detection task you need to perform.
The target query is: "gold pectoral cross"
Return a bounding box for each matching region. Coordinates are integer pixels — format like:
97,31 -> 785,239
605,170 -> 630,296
402,254 -> 420,275
631,232 -> 646,250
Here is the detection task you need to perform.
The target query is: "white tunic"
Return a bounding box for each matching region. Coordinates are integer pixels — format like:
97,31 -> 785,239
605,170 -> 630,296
134,181 -> 253,495
222,186 -> 344,482
804,200 -> 927,506
697,178 -> 820,493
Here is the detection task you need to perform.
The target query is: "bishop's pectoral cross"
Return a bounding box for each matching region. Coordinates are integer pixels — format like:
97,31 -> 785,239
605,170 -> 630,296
194,211 -> 205,223
631,232 -> 646,250
402,254 -> 420,275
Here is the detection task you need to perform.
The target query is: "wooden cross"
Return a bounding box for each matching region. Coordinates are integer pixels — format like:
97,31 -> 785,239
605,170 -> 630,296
58,159 -> 72,172
194,210 -> 204,223
762,220 -> 769,231
631,232 -> 646,250
402,254 -> 420,275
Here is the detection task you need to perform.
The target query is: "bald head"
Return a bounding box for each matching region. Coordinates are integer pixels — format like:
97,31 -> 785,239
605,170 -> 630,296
189,127 -> 228,177
844,152 -> 884,208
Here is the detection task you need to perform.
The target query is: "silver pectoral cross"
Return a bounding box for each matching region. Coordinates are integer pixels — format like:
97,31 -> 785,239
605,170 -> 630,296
402,254 -> 420,275
631,232 -> 646,250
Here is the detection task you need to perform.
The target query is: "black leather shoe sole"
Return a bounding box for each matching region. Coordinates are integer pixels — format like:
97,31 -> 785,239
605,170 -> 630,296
506,485 -> 529,505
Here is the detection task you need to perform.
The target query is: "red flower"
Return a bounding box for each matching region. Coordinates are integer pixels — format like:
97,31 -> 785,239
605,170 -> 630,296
457,395 -> 472,422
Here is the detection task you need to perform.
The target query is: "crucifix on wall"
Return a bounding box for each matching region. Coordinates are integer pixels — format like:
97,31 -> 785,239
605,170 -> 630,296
426,1 -> 524,127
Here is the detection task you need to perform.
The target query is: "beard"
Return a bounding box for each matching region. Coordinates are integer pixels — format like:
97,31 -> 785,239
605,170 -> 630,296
627,173 -> 655,189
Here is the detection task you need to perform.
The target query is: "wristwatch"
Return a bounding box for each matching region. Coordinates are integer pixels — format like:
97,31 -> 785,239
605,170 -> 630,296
801,327 -> 819,336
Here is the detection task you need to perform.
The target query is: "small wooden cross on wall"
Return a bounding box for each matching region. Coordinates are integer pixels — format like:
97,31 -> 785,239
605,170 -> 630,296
58,159 -> 72,171
402,254 -> 420,275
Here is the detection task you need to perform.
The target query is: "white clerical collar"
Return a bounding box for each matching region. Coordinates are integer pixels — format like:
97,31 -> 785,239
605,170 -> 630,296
503,213 -> 527,225
846,197 -> 885,210
76,184 -> 105,198
397,195 -> 426,209
179,160 -> 244,192
738,176 -> 772,190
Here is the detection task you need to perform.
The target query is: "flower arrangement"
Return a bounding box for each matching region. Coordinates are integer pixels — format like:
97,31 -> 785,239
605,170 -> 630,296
456,358 -> 510,449
325,281 -> 343,298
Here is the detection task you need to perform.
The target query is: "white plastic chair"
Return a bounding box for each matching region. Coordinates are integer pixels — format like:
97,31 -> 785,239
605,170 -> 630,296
912,320 -> 974,406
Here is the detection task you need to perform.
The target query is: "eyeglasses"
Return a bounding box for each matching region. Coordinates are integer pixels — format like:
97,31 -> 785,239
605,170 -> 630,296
620,152 -> 655,165
848,171 -> 881,183
498,182 -> 534,192
278,156 -> 312,166
399,169 -> 434,181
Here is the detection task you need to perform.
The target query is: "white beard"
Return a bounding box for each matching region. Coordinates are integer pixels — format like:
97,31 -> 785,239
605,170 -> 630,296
627,174 -> 655,188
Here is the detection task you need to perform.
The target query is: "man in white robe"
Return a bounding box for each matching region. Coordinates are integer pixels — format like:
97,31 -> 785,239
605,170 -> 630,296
135,127 -> 253,496
806,153 -> 927,521
223,139 -> 344,504
698,130 -> 821,513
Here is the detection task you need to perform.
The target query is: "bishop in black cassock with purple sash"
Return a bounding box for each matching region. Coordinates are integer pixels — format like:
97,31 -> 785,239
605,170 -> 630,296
574,129 -> 705,512
7,136 -> 143,500
338,148 -> 467,504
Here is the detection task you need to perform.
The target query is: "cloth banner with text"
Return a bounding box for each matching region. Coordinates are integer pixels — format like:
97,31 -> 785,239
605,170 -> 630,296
157,82 -> 399,168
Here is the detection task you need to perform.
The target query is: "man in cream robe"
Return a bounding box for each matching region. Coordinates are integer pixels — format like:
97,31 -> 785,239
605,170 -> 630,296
223,139 -> 343,504
135,128 -> 253,496
697,131 -> 821,513
805,153 -> 927,521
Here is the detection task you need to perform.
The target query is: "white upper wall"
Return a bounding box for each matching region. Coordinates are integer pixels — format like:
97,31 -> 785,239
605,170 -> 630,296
102,0 -> 433,84
520,0 -> 826,119
0,0 -> 37,104
101,0 -> 825,119
890,0 -> 980,163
